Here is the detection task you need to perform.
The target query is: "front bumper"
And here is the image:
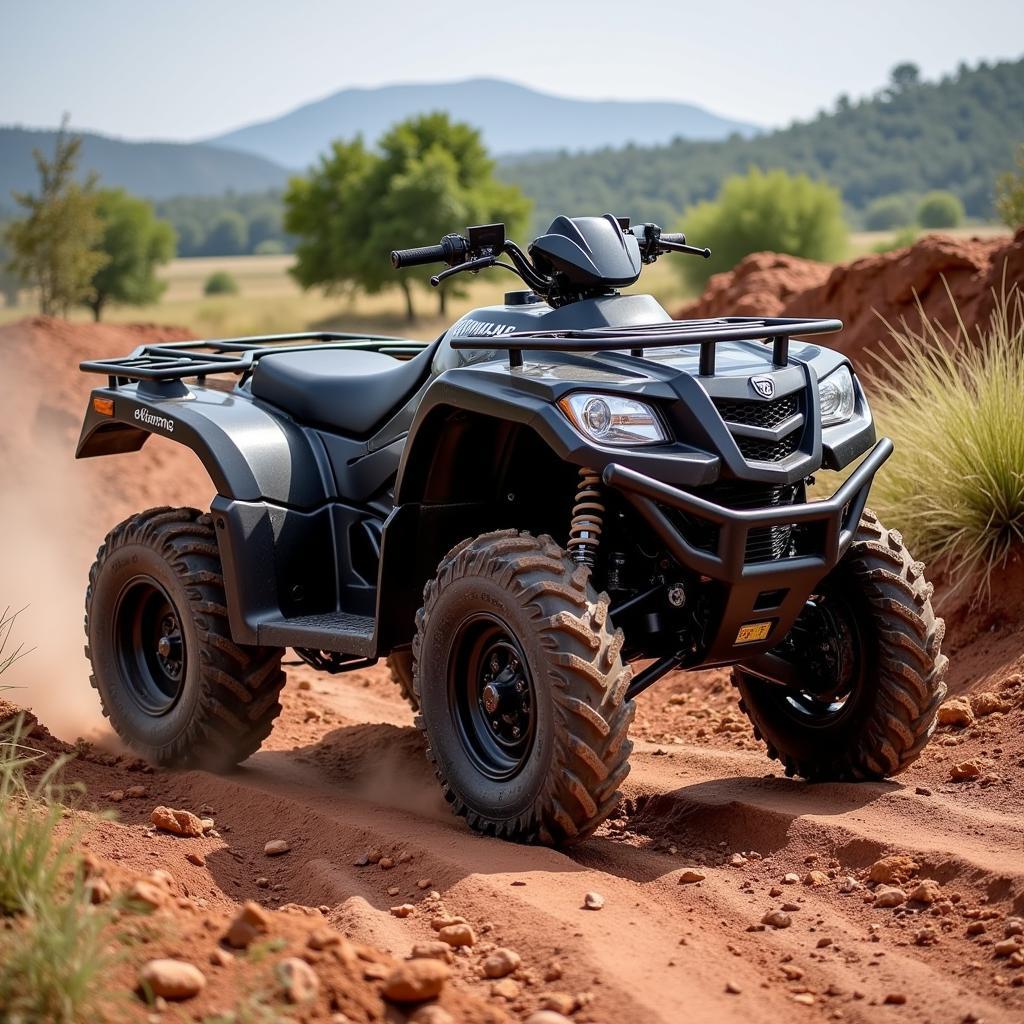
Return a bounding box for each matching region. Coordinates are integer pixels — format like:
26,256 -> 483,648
603,438 -> 893,662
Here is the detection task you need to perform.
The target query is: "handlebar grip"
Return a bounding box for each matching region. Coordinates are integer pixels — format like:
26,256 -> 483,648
390,244 -> 447,269
660,232 -> 686,245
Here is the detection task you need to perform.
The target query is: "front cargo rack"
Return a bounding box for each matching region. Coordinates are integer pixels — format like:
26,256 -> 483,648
79,331 -> 428,386
450,316 -> 843,372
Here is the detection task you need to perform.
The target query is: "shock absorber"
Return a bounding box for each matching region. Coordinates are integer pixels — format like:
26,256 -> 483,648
567,467 -> 605,567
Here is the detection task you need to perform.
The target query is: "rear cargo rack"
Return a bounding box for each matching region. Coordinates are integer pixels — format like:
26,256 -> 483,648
79,331 -> 427,386
450,316 -> 842,372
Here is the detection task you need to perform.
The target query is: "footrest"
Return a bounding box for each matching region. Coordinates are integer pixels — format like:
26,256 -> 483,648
257,612 -> 375,657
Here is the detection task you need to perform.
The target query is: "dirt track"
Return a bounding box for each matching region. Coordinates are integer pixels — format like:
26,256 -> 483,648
1,316 -> 1023,1021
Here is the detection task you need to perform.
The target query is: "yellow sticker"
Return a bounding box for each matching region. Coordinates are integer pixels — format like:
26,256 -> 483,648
735,622 -> 772,644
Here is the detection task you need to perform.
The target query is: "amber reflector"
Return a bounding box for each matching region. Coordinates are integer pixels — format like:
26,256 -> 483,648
92,396 -> 114,416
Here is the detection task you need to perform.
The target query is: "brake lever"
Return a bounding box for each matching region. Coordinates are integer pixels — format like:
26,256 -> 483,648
659,239 -> 712,259
430,255 -> 496,287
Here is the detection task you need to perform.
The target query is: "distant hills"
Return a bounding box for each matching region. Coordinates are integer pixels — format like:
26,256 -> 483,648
207,78 -> 760,167
0,127 -> 290,204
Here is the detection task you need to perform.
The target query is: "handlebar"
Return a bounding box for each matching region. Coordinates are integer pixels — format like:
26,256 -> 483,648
390,243 -> 447,269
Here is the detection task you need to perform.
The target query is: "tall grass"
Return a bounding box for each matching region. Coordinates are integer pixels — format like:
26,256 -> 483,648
868,283 -> 1024,593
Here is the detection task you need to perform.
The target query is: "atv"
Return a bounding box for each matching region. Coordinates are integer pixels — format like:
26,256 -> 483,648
76,215 -> 948,845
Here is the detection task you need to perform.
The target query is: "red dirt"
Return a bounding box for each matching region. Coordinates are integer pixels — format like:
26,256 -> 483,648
1,315 -> 1023,1022
677,228 -> 1024,371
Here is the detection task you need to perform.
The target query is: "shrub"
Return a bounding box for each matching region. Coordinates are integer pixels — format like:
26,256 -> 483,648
677,167 -> 848,288
916,190 -> 964,229
864,194 -> 914,231
868,284 -> 1024,593
204,270 -> 239,296
871,226 -> 919,254
995,144 -> 1024,228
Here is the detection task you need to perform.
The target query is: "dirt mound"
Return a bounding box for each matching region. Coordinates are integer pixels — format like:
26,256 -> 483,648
677,228 -> 1024,369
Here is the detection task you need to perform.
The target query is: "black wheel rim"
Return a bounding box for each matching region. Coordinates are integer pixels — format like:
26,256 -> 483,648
447,613 -> 537,781
781,594 -> 863,724
113,576 -> 187,716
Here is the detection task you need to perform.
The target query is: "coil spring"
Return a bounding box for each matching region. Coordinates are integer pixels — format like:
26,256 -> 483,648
567,467 -> 605,567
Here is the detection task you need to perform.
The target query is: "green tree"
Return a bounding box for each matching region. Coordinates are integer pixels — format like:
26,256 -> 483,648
203,211 -> 248,256
863,194 -> 914,231
0,231 -> 20,307
3,120 -> 108,316
204,270 -> 239,295
995,144 -> 1024,227
676,167 -> 848,287
85,189 -> 176,320
916,190 -> 964,229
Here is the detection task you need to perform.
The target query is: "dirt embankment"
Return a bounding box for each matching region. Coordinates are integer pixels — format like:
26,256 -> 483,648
677,228 -> 1024,369
0,312 -> 1022,1022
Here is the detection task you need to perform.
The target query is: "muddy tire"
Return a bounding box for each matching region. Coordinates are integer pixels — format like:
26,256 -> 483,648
734,509 -> 947,780
85,507 -> 286,770
413,530 -> 634,845
387,651 -> 418,711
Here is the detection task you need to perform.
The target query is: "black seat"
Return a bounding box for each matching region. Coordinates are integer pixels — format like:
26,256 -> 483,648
250,343 -> 436,435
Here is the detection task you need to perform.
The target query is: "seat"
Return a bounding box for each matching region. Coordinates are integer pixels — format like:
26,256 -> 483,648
251,343 -> 436,435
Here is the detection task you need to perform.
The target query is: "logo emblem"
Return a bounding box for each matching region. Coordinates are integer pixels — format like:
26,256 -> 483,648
750,376 -> 775,399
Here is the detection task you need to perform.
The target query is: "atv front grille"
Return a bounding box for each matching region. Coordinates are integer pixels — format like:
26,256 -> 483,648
665,482 -> 800,564
713,393 -> 803,463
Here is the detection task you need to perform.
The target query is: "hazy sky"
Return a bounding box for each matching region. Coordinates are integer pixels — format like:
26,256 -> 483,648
2,0 -> 1022,140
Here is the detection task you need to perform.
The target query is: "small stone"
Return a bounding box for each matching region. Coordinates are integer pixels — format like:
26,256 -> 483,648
410,1007 -> 455,1024
430,915 -> 466,931
307,927 -> 343,951
277,957 -> 319,1004
1006,918 -> 1024,937
264,839 -> 290,856
994,938 -> 1023,957
128,879 -> 166,911
725,980 -> 742,994
971,692 -> 1010,717
868,855 -> 918,885
138,959 -> 205,1001
804,871 -> 829,887
437,922 -> 475,947
297,678 -> 312,690
483,947 -> 522,978
543,961 -> 564,982
950,760 -> 982,781
186,852 -> 205,867
875,887 -> 908,908
379,857 -> 395,870
381,959 -> 449,1002
781,965 -> 804,981
816,936 -> 833,948
525,1013 -> 575,1024
783,873 -> 800,884
839,876 -> 859,894
85,876 -> 111,904
224,901 -> 271,948
792,993 -> 815,1005
966,921 -> 987,936
126,785 -> 148,798
915,786 -> 932,797
678,869 -> 706,884
106,789 -> 125,802
769,886 -> 783,897
729,853 -> 747,867
209,948 -> 234,967
539,992 -> 577,1014
583,891 -> 605,910
390,904 -> 415,918
366,848 -> 383,864
388,886 -> 400,896
762,910 -> 792,929
492,977 -> 521,999
937,697 -> 975,728
411,941 -> 455,964
884,992 -> 907,1005
781,902 -> 800,912
909,879 -> 941,905
150,806 -> 204,838
914,926 -> 939,946
416,878 -> 432,890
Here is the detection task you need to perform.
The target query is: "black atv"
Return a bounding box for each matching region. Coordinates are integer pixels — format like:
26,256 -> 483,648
76,215 -> 947,845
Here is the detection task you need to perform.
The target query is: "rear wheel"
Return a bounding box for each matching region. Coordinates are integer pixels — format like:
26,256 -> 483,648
734,510 -> 947,780
413,530 -> 634,845
387,651 -> 418,711
85,507 -> 286,770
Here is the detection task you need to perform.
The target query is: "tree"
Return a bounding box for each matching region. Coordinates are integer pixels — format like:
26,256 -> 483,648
3,119 -> 108,316
285,114 -> 530,321
888,63 -> 921,95
0,232 -> 20,307
916,190 -> 964,229
863,194 -> 914,231
203,211 -> 248,256
995,144 -> 1024,227
675,167 -> 848,287
204,270 -> 238,295
85,189 -> 176,320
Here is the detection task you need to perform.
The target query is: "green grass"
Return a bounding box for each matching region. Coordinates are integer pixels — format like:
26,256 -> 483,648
867,281 -> 1024,594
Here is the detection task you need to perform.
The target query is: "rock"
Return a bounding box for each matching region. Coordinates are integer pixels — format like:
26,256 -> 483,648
139,959 -> 205,1001
379,857 -> 395,870
409,1007 -> 455,1024
431,915 -> 467,932
909,879 -> 941,905
816,936 -> 833,948
492,977 -> 521,999
149,869 -> 176,892
868,855 -> 919,884
781,965 -> 804,980
128,879 -> 166,910
950,761 -> 982,781
411,941 -> 455,964
884,993 -> 907,1005
915,786 -> 932,796
875,887 -> 908,908
106,789 -> 125,802
307,927 -> 343,951
839,876 -> 860,894
782,872 -> 800,884
264,839 -> 290,856
994,938 -> 1023,957
150,806 -> 204,838
366,848 -> 383,863
967,921 -> 987,936
725,980 -> 742,994
381,959 -> 449,1002
390,904 -> 415,918
483,947 -> 522,978
209,948 -> 234,967
914,926 -> 939,946
543,961 -> 564,982
126,785 -> 148,798
729,853 -> 747,867
804,871 -> 829,887
437,922 -> 476,947
277,957 -> 319,1004
224,901 -> 271,948
1006,918 -> 1024,937
769,886 -> 783,897
415,878 -> 432,890
525,1013 -> 575,1024
678,869 -> 706,883
792,993 -> 815,1005
186,852 -> 205,867
583,891 -> 605,910
539,992 -> 577,1014
937,697 -> 975,728
971,692 -> 1010,717
85,876 -> 111,904
762,910 -> 792,929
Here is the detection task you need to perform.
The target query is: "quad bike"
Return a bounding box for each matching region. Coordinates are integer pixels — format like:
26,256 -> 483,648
76,215 -> 948,845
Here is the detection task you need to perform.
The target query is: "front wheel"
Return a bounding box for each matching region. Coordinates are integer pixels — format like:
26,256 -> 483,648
413,530 -> 634,845
734,510 -> 947,780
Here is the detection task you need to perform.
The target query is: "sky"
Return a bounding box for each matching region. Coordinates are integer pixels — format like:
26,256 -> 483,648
1,0 -> 1022,141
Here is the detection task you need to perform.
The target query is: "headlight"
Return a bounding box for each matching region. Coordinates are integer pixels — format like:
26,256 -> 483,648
558,393 -> 667,446
817,366 -> 856,426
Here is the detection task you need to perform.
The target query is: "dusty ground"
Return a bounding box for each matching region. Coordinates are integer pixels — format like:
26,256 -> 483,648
1,316 -> 1022,1022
